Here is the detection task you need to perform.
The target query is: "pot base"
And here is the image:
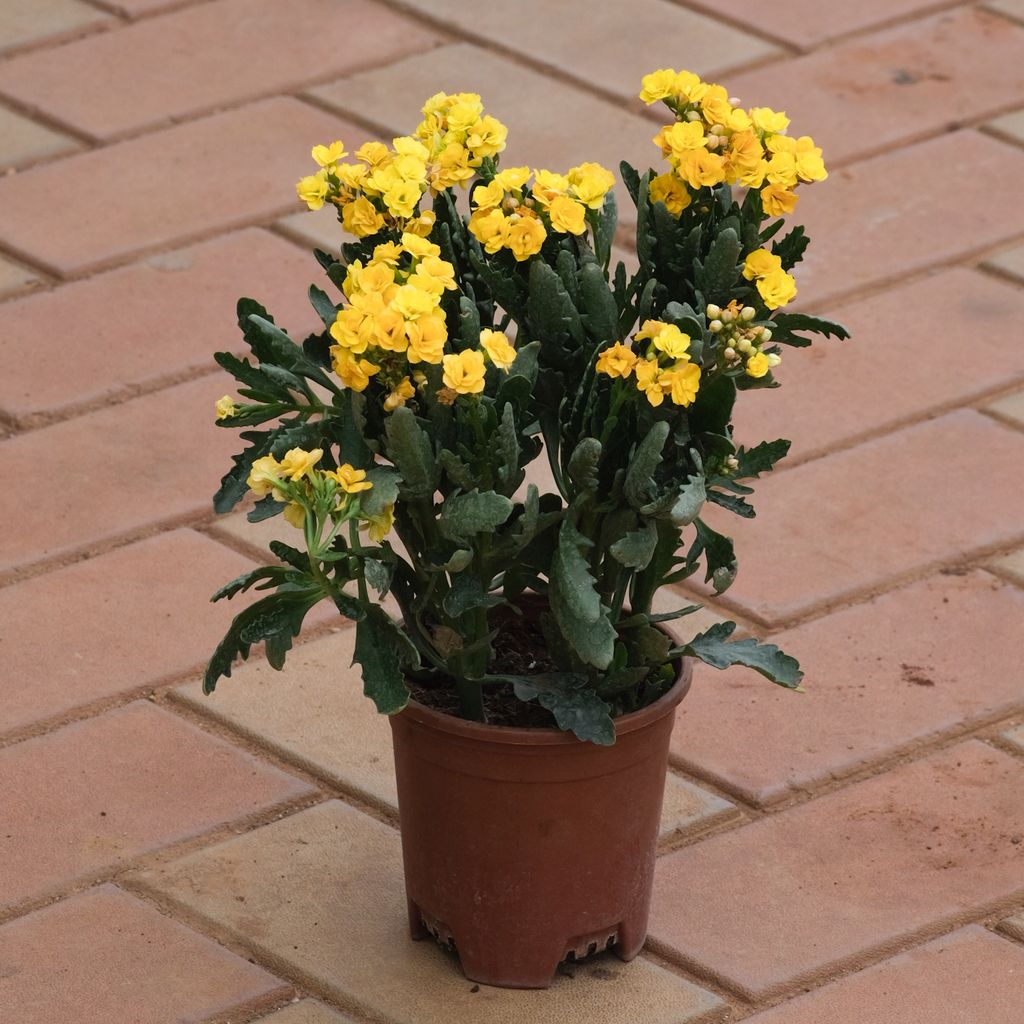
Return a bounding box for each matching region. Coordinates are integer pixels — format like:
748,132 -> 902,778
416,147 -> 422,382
407,896 -> 644,989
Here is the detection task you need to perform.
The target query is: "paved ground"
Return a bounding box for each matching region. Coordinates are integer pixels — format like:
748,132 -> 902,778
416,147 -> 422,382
2,1 -> 1024,1021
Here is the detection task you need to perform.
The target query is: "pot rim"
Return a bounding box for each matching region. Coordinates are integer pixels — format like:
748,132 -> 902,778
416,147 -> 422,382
398,658 -> 692,747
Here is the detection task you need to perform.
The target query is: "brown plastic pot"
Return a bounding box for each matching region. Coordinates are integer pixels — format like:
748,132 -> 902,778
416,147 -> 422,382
388,657 -> 691,989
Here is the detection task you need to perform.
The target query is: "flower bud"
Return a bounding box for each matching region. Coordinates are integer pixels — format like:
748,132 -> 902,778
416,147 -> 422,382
767,353 -> 782,367
685,110 -> 701,121
710,124 -> 724,136
721,309 -> 734,323
706,135 -> 721,149
706,303 -> 721,318
729,96 -> 741,107
709,319 -> 723,333
760,327 -> 772,342
726,455 -> 739,470
737,337 -> 753,354
723,346 -> 736,360
741,306 -> 756,321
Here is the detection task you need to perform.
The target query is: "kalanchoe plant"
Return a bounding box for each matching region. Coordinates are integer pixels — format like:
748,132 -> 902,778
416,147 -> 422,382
206,70 -> 849,744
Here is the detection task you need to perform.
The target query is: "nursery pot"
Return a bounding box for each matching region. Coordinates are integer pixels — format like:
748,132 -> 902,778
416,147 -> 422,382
388,656 -> 691,989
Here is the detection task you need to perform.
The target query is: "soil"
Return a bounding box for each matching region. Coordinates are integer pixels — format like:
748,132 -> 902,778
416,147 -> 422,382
407,605 -> 563,729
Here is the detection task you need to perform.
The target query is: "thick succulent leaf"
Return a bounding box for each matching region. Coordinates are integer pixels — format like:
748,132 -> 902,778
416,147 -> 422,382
566,437 -> 602,496
511,675 -> 616,745
360,465 -> 400,518
384,406 -> 436,500
695,227 -> 741,304
353,605 -> 418,714
210,565 -> 300,602
674,621 -> 803,688
579,261 -> 619,343
438,489 -> 514,544
623,421 -> 669,509
770,225 -> 809,270
771,313 -> 850,341
610,520 -> 658,569
734,438 -> 791,479
308,284 -> 337,328
688,518 -> 737,594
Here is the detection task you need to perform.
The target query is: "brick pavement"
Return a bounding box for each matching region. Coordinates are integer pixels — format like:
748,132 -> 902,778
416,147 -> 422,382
1,1 -> 1022,1021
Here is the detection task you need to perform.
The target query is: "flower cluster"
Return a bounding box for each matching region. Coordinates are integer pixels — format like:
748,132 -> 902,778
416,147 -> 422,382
640,68 -> 827,218
595,320 -> 702,407
742,248 -> 797,310
467,163 -> 615,261
245,447 -> 393,542
707,301 -> 780,378
295,93 -> 509,236
328,233 -> 458,406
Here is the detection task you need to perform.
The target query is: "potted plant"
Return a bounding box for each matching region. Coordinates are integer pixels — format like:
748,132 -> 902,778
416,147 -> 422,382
205,68 -> 847,989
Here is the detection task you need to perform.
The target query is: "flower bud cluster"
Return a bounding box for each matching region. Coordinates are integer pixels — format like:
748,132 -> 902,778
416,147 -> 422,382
707,301 -> 781,379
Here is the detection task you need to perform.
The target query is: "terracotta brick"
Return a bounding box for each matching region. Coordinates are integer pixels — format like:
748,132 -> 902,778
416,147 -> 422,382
276,207 -> 347,257
720,0 -> 970,47
989,545 -> 1024,584
1003,725 -> 1024,753
742,926 -> 1024,1023
984,242 -> 1024,281
0,253 -> 38,298
0,103 -> 76,168
0,530 -> 261,735
671,571 -> 1024,805
0,229 -> 321,424
0,98 -> 361,277
986,388 -> 1024,427
0,885 -> 287,1024
730,269 -> 1024,462
700,411 -> 1024,625
132,800 -> 724,1023
788,131 -> 1024,309
385,0 -> 776,101
0,0 -> 440,141
0,701 -> 313,911
1003,912 -> 1024,941
309,44 -> 659,223
726,10 -> 1024,166
660,773 -> 737,839
0,0 -> 108,55
650,741 -> 1024,999
987,0 -> 1024,23
257,1001 -> 356,1024
0,376 -> 242,573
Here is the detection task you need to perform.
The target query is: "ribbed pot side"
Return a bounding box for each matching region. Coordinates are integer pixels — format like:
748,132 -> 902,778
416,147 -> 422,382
388,661 -> 691,989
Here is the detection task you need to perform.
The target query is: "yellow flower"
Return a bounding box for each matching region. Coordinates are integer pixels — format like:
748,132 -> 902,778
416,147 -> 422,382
639,68 -> 679,104
406,210 -> 437,237
215,395 -> 237,420
311,140 -> 347,167
247,455 -> 284,498
700,86 -> 734,128
547,194 -> 587,235
673,69 -> 708,104
472,180 -> 505,211
442,349 -> 487,394
355,141 -> 390,166
371,241 -> 403,265
494,166 -> 531,191
757,268 -> 798,310
333,349 -> 380,391
364,502 -> 395,543
447,98 -> 484,133
466,115 -> 508,158
749,106 -> 790,135
296,171 -> 329,211
651,324 -> 692,361
357,262 -> 396,294
341,196 -> 384,237
278,447 -> 323,481
393,135 -> 430,161
649,172 -> 692,215
595,342 -> 637,379
383,377 -> 416,412
392,283 -> 438,320
760,183 -> 799,217
283,501 -> 307,529
405,314 -> 447,364
480,329 -> 517,370
531,169 -> 569,206
383,181 -> 421,219
745,352 -> 770,378
334,162 -> 367,191
468,208 -> 509,254
506,214 -> 547,261
674,149 -> 726,189
634,358 -> 665,406
567,162 -> 615,209
660,363 -> 701,406
743,248 -> 783,281
655,121 -> 706,158
328,464 -> 374,493
766,151 -> 798,188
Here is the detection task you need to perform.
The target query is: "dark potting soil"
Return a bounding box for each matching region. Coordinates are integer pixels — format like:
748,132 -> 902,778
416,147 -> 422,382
407,607 -> 562,729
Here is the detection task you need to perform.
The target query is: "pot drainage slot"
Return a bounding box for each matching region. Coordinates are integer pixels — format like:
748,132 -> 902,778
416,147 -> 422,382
419,911 -> 457,951
564,929 -> 617,962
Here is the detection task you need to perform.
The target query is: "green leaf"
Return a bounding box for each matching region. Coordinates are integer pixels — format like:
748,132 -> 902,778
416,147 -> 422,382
610,520 -> 658,569
204,585 -> 324,693
495,403 -> 522,492
457,295 -> 482,348
526,259 -> 585,348
511,675 -> 616,745
619,161 -> 641,205
623,421 -> 669,509
268,540 -> 308,571
308,284 -> 337,329
735,438 -> 790,479
443,574 -> 501,617
688,518 -> 737,594
360,465 -> 400,519
771,225 -> 809,270
566,437 -> 602,496
210,565 -> 298,602
675,621 -> 803,689
438,448 -> 476,492
384,406 -> 436,500
695,227 -> 741,304
706,490 -> 755,518
591,190 -> 617,269
353,605 -> 418,714
771,313 -> 850,342
438,489 -> 514,544
248,495 -> 284,523
579,261 -> 618,343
